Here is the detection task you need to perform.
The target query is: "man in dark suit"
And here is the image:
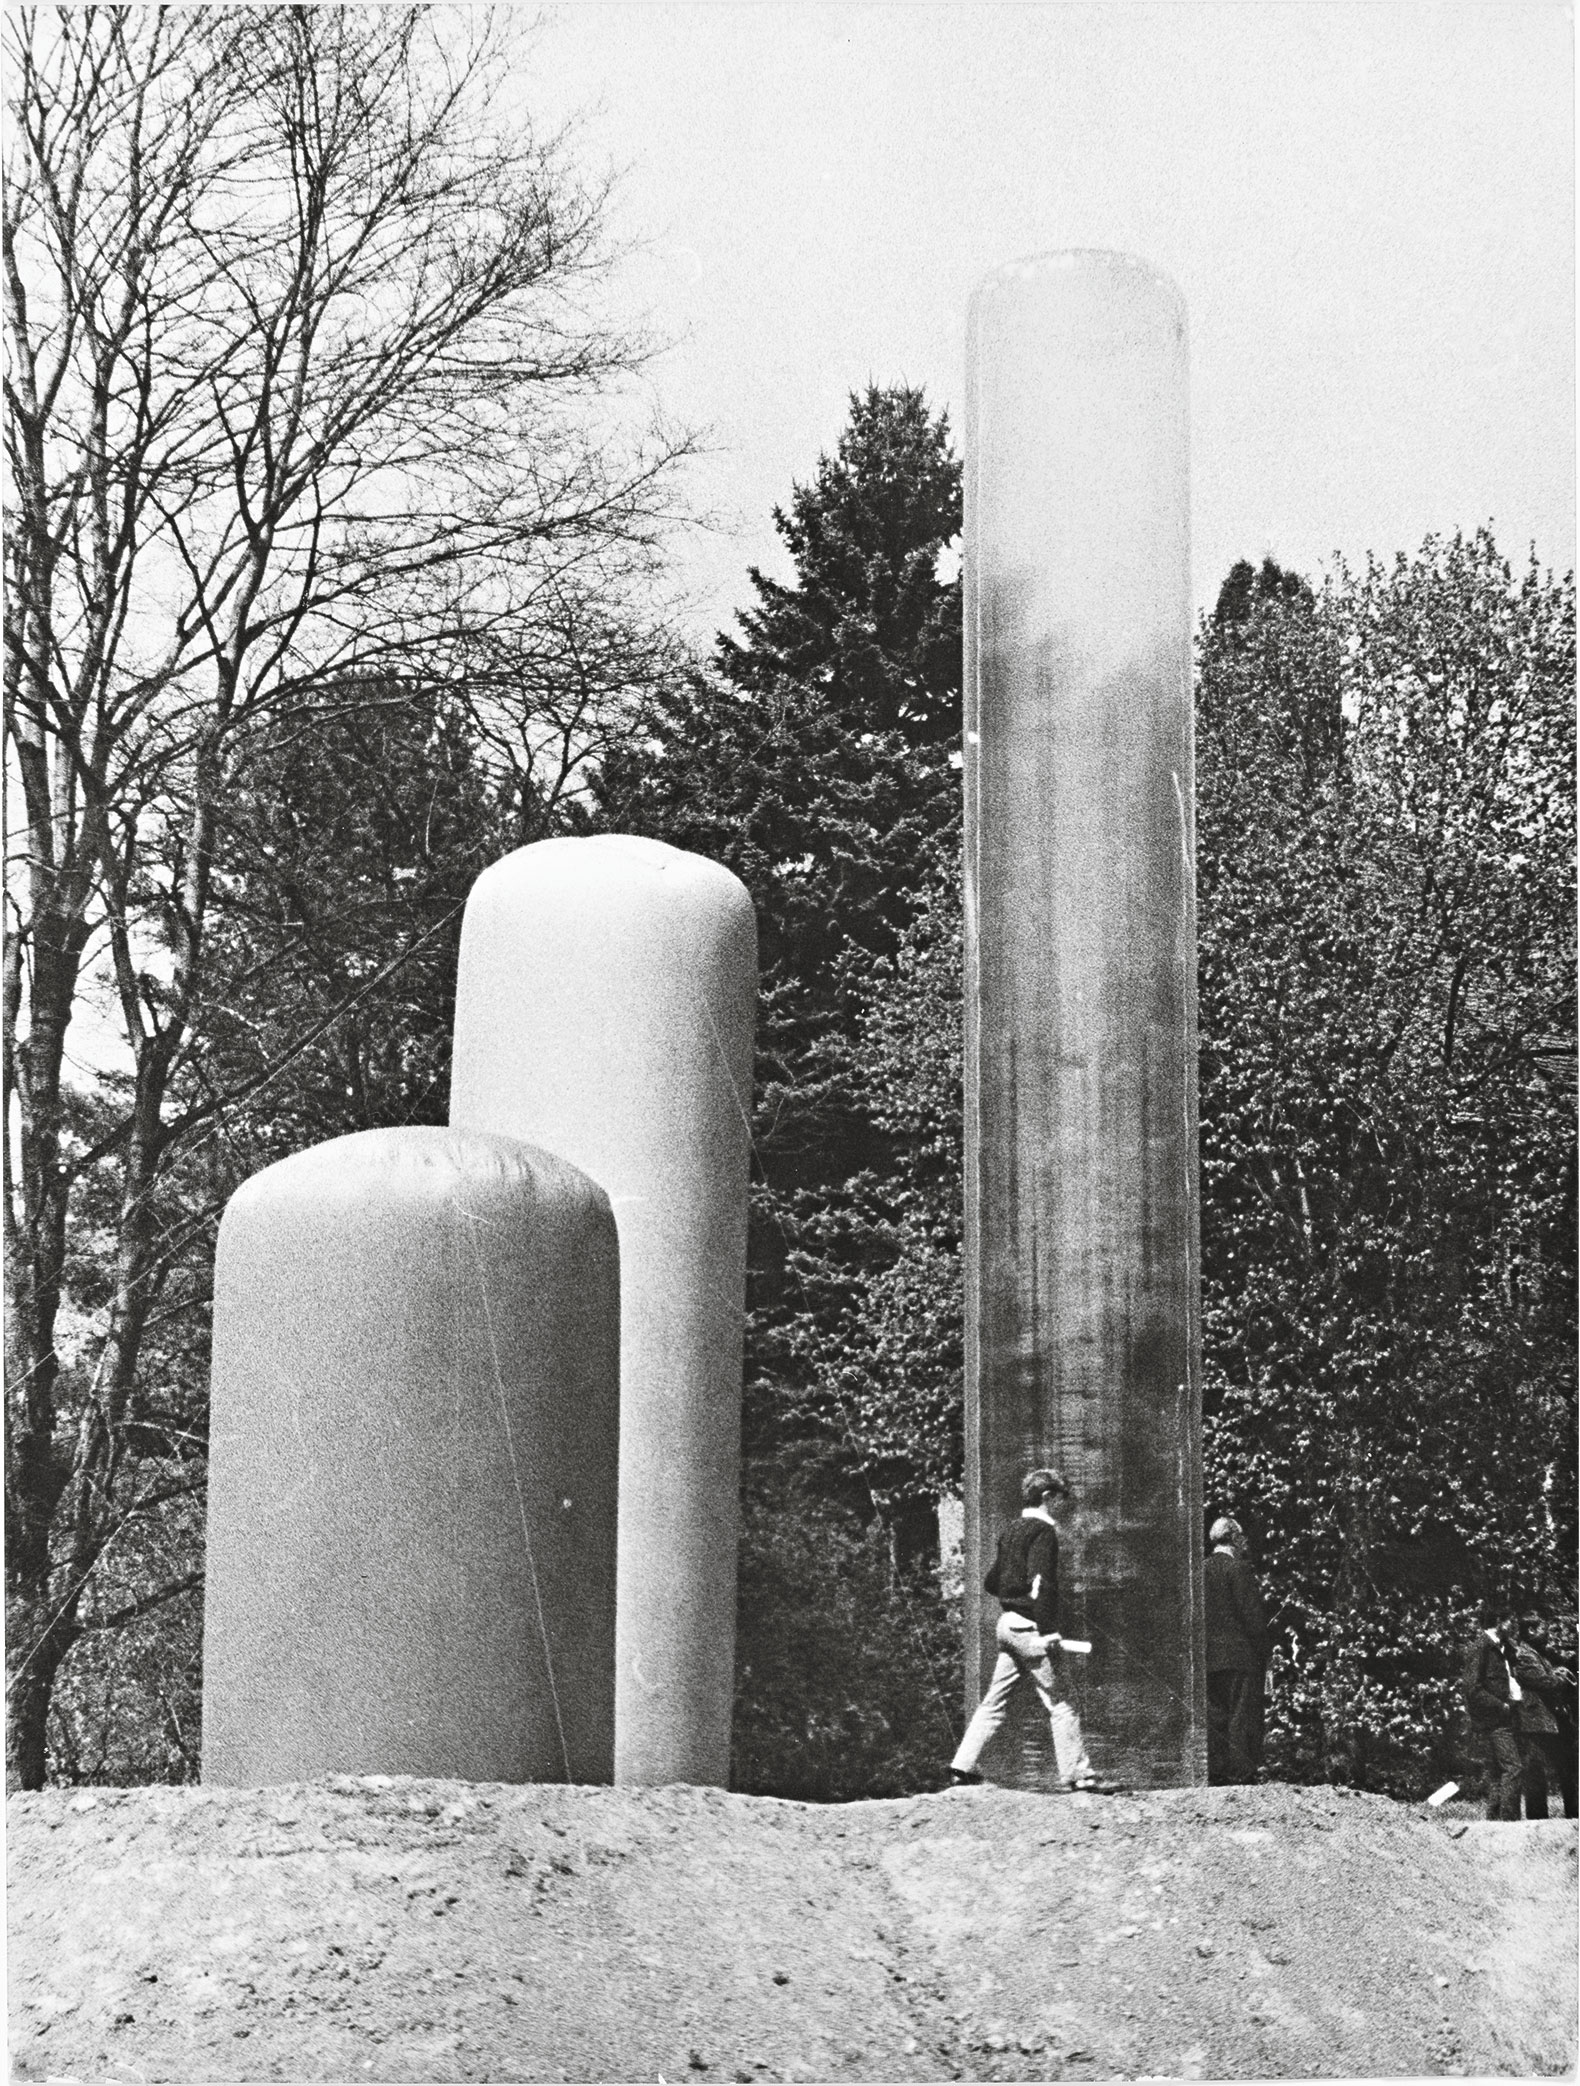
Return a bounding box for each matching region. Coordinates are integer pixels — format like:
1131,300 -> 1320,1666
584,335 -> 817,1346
1513,1610 -> 1578,1819
1533,1612 -> 1580,1819
1204,1515 -> 1271,1784
1462,1608 -> 1525,1820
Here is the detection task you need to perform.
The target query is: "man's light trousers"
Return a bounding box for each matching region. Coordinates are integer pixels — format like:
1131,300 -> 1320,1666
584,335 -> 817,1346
951,1612 -> 1093,1784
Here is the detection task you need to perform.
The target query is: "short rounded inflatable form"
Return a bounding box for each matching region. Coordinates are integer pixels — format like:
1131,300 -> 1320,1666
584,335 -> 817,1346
451,835 -> 757,1788
200,1127 -> 620,1787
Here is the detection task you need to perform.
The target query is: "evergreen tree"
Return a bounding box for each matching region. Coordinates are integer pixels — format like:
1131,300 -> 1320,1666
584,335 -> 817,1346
597,386 -> 967,1793
598,385 -> 964,1522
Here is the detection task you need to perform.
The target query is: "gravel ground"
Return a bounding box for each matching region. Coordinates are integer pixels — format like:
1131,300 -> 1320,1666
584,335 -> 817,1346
8,1777 -> 1576,2082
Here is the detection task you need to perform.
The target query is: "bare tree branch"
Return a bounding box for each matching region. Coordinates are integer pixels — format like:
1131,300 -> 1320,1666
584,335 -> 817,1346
4,3 -> 694,1787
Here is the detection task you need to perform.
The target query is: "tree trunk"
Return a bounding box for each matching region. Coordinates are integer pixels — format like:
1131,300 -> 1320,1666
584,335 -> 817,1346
5,1590 -> 75,1791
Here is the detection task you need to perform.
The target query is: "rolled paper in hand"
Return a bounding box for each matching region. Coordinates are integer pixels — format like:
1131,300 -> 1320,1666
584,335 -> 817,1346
1060,1639 -> 1093,1655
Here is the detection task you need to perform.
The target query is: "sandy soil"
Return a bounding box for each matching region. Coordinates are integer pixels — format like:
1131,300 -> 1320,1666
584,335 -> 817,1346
8,1778 -> 1576,2083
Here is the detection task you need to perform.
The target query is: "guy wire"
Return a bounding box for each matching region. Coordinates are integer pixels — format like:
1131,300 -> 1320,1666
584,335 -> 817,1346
459,1200 -> 575,1787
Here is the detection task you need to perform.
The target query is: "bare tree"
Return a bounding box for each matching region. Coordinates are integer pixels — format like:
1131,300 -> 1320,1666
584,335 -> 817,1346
3,4 -> 690,1787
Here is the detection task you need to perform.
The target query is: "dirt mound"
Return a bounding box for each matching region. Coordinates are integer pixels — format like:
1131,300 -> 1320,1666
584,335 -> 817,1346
8,1778 -> 1576,2082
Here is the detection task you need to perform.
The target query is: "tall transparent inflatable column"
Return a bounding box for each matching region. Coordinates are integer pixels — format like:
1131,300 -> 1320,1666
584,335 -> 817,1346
964,252 -> 1205,1790
451,837 -> 756,1788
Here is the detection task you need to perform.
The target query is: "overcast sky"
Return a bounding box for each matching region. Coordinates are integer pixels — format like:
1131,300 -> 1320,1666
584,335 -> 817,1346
520,2 -> 1574,640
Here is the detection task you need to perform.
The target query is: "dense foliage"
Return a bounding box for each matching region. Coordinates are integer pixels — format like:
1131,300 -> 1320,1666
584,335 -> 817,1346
731,1469 -> 961,1802
1197,539 -> 1576,1794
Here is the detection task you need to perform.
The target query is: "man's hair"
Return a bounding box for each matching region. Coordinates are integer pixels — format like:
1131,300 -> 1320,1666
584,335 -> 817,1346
1209,1516 -> 1243,1548
1021,1467 -> 1068,1506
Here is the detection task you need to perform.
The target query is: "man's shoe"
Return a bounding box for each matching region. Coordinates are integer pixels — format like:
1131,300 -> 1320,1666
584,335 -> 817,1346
948,1768 -> 984,1787
1068,1775 -> 1124,1795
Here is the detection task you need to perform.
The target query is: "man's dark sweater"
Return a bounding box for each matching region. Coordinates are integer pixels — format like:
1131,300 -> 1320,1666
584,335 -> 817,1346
987,1510 -> 1061,1638
1204,1549 -> 1271,1672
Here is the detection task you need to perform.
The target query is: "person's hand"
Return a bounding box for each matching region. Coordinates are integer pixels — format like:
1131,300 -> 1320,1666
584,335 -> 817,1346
1040,1632 -> 1063,1656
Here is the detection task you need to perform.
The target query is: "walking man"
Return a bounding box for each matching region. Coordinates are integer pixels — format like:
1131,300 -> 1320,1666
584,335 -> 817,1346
949,1468 -> 1120,1794
1204,1515 -> 1271,1784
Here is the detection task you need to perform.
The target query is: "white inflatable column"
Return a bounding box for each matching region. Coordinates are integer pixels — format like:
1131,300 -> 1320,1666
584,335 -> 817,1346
202,1127 -> 620,1785
451,836 -> 757,1787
